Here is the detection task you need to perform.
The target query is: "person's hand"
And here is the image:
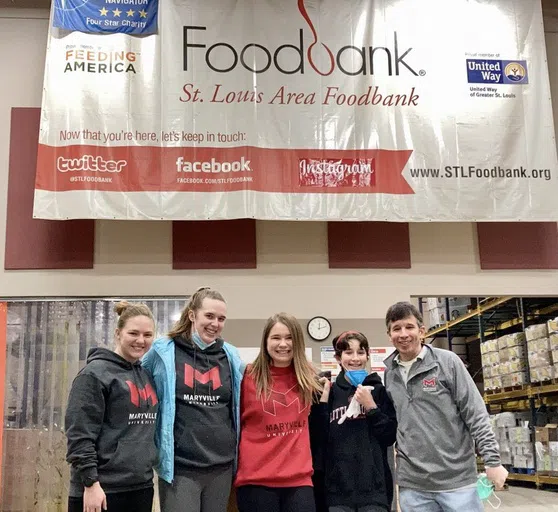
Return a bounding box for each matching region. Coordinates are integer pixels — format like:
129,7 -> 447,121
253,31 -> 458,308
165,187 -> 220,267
83,481 -> 107,512
486,465 -> 508,490
354,384 -> 377,412
319,377 -> 331,403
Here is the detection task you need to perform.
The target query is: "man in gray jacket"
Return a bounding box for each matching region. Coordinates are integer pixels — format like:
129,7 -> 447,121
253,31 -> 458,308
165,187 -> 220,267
383,302 -> 508,512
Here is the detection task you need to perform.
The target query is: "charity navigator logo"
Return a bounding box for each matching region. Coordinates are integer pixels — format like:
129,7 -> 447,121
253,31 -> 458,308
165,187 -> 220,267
182,0 -> 424,77
466,59 -> 528,85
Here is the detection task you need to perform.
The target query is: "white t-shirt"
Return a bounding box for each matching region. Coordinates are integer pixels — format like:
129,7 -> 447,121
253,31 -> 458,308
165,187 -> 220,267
396,346 -> 426,383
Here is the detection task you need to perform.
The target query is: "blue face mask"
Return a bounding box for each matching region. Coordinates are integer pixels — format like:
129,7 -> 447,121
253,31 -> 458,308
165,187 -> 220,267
345,369 -> 368,387
192,329 -> 216,351
477,473 -> 501,509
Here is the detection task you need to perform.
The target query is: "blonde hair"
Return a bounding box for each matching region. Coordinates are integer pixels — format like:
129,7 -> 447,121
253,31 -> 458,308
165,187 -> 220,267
114,301 -> 155,330
250,313 -> 322,407
168,287 -> 226,339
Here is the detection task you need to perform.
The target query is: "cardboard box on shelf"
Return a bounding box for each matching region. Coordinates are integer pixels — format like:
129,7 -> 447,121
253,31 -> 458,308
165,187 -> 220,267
511,443 -> 533,456
552,349 -> 558,366
550,333 -> 558,350
507,332 -> 527,347
501,452 -> 513,465
481,352 -> 500,367
530,365 -> 555,383
498,438 -> 510,452
525,323 -> 549,341
483,365 -> 494,379
484,376 -> 502,390
508,426 -> 532,443
502,372 -> 528,387
500,345 -> 526,363
535,444 -> 551,474
501,359 -> 528,375
495,412 -> 520,428
547,318 -> 558,334
428,307 -> 446,327
497,335 -> 509,351
527,337 -> 551,352
426,297 -> 444,310
448,304 -> 468,320
513,455 -> 535,469
535,425 -> 558,443
528,350 -> 553,369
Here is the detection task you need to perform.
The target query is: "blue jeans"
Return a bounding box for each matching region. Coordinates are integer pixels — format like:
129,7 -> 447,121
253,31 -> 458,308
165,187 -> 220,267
399,487 -> 483,512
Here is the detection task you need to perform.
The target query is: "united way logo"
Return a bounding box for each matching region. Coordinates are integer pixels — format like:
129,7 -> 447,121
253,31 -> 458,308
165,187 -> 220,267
466,59 -> 528,85
504,62 -> 527,83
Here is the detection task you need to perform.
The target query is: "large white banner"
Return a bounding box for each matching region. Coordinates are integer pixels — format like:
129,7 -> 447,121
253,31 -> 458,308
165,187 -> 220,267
34,0 -> 558,221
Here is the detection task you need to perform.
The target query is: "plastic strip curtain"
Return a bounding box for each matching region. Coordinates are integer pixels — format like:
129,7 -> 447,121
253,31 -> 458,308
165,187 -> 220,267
1,298 -> 186,512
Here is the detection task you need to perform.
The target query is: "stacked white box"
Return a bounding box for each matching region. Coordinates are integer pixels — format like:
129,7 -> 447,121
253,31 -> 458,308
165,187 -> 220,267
425,297 -> 472,326
547,319 -> 558,383
482,340 -> 501,390
492,413 -> 535,470
495,333 -> 528,388
526,324 -> 555,383
525,323 -> 549,341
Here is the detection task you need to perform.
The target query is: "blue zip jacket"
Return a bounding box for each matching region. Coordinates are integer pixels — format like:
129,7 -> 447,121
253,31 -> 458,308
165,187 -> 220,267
142,335 -> 245,483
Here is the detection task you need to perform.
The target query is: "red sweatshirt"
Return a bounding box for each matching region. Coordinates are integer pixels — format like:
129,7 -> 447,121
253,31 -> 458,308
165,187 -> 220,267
235,365 -> 313,488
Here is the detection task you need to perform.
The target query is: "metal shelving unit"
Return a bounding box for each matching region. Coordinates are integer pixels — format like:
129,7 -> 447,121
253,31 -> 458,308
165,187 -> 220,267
420,296 -> 558,488
423,297 -> 558,343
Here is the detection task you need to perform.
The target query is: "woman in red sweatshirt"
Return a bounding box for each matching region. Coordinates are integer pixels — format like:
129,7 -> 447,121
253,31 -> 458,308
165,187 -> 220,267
235,312 -> 324,512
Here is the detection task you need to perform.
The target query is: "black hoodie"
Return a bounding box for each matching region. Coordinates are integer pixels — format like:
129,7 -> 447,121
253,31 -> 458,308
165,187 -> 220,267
310,371 -> 397,510
65,348 -> 158,497
173,335 -> 235,471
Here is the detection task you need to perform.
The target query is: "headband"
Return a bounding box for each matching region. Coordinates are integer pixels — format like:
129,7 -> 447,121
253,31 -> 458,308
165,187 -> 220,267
333,330 -> 361,349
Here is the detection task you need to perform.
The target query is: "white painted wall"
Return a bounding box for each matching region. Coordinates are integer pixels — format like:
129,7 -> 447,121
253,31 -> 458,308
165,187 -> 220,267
1,10 -> 558,321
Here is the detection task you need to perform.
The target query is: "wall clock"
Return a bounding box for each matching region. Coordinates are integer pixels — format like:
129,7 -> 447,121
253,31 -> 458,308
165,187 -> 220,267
307,316 -> 332,341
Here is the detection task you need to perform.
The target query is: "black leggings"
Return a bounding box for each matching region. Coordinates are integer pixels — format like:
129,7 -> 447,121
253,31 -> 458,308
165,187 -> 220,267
237,485 -> 316,512
68,486 -> 153,512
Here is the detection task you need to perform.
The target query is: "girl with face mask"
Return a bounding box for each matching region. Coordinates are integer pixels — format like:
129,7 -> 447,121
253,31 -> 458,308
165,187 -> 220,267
235,313 -> 325,512
142,287 -> 245,512
311,331 -> 397,512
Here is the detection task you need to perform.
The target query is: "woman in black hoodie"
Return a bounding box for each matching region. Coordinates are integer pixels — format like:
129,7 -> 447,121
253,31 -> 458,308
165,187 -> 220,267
65,301 -> 158,512
310,331 -> 397,512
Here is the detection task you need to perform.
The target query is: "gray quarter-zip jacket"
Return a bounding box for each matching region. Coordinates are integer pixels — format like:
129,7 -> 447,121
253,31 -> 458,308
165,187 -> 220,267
384,345 -> 500,491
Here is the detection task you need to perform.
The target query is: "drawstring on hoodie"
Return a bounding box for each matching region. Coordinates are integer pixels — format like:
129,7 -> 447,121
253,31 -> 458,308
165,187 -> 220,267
193,341 -> 197,396
204,351 -> 213,400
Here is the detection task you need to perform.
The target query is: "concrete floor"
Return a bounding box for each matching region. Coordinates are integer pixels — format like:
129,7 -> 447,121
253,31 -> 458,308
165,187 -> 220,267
487,486 -> 558,511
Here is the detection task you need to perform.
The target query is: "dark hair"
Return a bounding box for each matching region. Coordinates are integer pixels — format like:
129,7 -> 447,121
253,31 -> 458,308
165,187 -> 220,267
114,301 -> 155,330
168,286 -> 226,339
385,302 -> 424,330
333,331 -> 370,358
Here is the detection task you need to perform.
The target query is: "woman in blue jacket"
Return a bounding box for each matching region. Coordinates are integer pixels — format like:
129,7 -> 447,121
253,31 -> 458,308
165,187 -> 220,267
142,287 -> 244,512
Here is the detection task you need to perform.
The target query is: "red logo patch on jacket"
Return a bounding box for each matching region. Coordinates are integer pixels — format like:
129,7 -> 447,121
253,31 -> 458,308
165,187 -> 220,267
126,381 -> 158,407
422,377 -> 437,392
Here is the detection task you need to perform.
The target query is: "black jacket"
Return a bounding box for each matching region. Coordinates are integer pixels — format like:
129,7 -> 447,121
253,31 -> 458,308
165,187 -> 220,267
65,348 -> 158,496
310,371 -> 397,510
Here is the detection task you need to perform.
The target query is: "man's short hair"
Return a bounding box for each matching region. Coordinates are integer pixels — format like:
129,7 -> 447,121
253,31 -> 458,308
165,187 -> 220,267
385,302 -> 424,330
